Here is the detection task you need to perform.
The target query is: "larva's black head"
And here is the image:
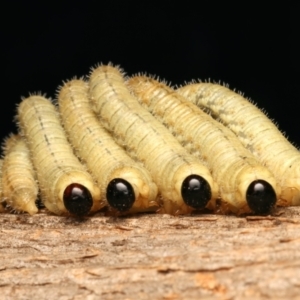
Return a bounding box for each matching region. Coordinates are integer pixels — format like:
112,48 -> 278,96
246,180 -> 277,214
63,183 -> 93,216
181,175 -> 212,209
106,178 -> 135,212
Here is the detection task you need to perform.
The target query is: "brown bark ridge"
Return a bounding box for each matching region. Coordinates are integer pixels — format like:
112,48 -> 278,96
1,207 -> 300,299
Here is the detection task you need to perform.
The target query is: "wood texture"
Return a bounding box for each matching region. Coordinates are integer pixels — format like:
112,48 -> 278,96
1,207 -> 300,299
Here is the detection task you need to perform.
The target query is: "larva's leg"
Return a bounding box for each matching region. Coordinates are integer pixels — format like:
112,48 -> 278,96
17,95 -> 102,216
57,79 -> 159,213
88,65 -> 218,215
127,76 -> 279,214
1,134 -> 39,215
177,83 -> 300,207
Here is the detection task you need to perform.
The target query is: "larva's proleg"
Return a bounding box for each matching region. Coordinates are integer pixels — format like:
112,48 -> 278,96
177,83 -> 300,207
17,95 -> 102,216
1,134 -> 39,215
127,76 -> 279,214
88,65 -> 218,215
57,79 -> 159,213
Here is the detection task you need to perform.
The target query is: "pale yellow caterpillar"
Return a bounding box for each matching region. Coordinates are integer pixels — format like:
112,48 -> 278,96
177,83 -> 300,207
57,79 -> 159,213
88,64 -> 218,215
127,76 -> 279,214
17,95 -> 102,216
0,159 -> 5,212
1,134 -> 39,215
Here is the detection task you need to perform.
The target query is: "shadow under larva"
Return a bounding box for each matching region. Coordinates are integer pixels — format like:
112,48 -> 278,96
88,64 -> 219,215
57,79 -> 159,214
17,95 -> 103,216
177,83 -> 300,207
127,76 -> 279,214
1,134 -> 39,215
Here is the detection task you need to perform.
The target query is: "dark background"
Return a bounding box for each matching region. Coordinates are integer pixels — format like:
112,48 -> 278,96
1,3 -> 297,149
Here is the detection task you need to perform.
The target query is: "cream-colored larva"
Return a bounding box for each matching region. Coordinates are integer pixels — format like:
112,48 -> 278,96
57,79 -> 159,213
1,134 -> 39,215
88,64 -> 218,215
177,83 -> 300,207
127,76 -> 280,214
0,159 -> 5,212
17,95 -> 102,216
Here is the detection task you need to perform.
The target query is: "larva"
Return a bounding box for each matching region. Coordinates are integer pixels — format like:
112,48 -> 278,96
127,76 -> 279,214
177,83 -> 300,206
88,64 -> 218,215
1,134 -> 39,215
17,95 -> 102,216
57,79 -> 159,213
0,159 -> 5,212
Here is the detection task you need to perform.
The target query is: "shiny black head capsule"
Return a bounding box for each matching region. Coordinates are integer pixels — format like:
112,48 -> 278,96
246,180 -> 277,214
63,183 -> 93,216
181,174 -> 212,209
106,178 -> 135,212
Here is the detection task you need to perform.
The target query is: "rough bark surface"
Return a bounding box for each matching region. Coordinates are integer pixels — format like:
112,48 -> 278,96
1,207 -> 300,299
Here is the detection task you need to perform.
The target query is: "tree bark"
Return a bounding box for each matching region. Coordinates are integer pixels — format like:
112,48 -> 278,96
1,207 -> 300,299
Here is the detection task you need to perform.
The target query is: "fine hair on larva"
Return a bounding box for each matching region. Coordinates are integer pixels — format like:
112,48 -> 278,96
57,78 -> 159,213
17,95 -> 102,216
127,76 -> 279,214
177,83 -> 300,207
1,134 -> 39,215
88,64 -> 218,215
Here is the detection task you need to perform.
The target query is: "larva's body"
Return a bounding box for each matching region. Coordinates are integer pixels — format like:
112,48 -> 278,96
88,65 -> 218,215
57,79 -> 159,213
1,134 -> 38,215
127,76 -> 279,214
0,159 -> 5,212
17,95 -> 102,216
177,83 -> 300,206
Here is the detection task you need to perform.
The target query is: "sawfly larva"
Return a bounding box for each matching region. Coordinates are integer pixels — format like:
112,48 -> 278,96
177,83 -> 300,206
0,159 -> 5,212
57,79 -> 159,213
1,134 -> 39,215
127,76 -> 279,214
17,95 -> 102,216
88,64 -> 218,215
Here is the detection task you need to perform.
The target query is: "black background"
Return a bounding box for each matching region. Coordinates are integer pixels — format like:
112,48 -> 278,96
1,2 -> 297,150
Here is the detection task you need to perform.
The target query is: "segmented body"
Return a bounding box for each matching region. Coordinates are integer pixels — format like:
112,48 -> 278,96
57,79 -> 159,213
127,76 -> 279,214
17,95 -> 102,215
177,83 -> 300,206
1,134 -> 38,214
0,159 -> 5,212
89,65 -> 218,215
